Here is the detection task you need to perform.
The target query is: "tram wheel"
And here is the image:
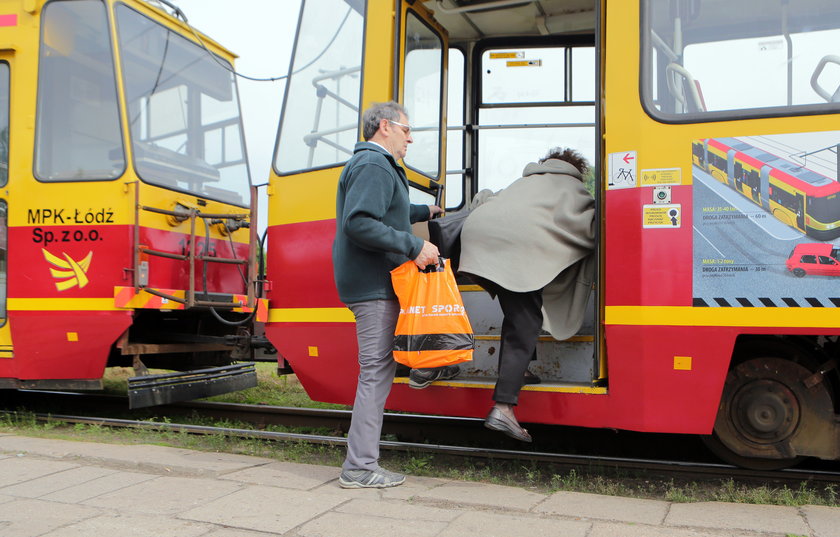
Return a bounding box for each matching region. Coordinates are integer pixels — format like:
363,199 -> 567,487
792,268 -> 806,278
703,357 -> 832,470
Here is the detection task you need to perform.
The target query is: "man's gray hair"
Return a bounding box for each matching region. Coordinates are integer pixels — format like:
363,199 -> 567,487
362,101 -> 408,141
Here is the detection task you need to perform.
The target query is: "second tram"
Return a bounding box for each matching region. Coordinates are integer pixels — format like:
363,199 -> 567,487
0,0 -> 264,407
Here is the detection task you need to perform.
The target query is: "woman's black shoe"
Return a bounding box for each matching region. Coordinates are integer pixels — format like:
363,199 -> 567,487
484,407 -> 532,442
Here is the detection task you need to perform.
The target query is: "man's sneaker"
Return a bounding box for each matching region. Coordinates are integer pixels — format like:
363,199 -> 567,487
408,365 -> 460,389
338,468 -> 406,489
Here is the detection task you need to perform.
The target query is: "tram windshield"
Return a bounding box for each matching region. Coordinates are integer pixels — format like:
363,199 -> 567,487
644,0 -> 840,120
808,193 -> 840,224
115,5 -> 250,206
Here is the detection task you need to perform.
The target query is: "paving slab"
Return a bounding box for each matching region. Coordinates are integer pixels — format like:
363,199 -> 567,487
588,521 -> 765,537
0,457 -> 79,488
0,466 -> 115,498
40,513 -> 214,537
665,501 -> 809,535
41,470 -> 157,503
336,498 -> 461,522
0,498 -> 101,536
296,511 -> 448,537
413,480 -> 546,511
802,505 -> 840,537
222,461 -> 338,490
0,436 -> 264,476
202,529 -> 283,537
437,510 -> 591,537
535,490 -> 669,525
180,484 -> 346,534
379,475 -> 449,501
83,475 -> 241,515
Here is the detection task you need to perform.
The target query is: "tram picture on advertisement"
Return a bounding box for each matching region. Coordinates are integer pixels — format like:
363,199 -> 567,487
0,0 -> 265,408
692,134 -> 840,241
265,0 -> 840,469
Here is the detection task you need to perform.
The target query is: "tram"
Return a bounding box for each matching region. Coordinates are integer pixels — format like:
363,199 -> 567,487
265,0 -> 840,469
0,0 -> 264,408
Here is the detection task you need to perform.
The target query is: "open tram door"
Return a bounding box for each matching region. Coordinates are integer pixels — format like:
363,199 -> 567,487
395,2 -> 448,213
398,1 -> 606,404
0,54 -> 8,361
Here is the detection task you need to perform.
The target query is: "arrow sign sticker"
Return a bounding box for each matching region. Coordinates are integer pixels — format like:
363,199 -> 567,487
608,151 -> 637,190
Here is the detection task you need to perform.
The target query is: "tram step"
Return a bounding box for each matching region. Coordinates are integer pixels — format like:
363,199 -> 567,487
393,374 -> 606,394
127,363 -> 257,409
467,334 -> 595,384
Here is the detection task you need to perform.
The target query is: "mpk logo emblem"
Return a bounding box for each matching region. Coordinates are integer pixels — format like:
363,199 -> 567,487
42,249 -> 93,291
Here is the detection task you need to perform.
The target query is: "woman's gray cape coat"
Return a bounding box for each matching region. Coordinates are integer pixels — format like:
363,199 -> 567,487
459,159 -> 596,340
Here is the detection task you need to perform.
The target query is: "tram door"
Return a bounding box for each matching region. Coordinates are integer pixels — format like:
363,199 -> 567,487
397,3 -> 448,210
0,57 -> 10,359
400,1 -> 601,385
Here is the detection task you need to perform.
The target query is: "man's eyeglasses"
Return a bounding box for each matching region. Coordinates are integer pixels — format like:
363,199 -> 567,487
388,119 -> 412,134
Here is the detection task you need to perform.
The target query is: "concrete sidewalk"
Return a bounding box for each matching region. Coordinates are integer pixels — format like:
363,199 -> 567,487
0,434 -> 836,537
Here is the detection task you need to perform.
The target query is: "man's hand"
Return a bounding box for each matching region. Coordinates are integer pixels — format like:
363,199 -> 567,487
413,240 -> 440,268
429,205 -> 443,218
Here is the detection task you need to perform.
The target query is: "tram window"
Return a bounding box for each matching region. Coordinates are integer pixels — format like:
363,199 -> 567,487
275,0 -> 364,175
807,194 -> 840,223
477,106 -> 596,193
572,47 -> 596,102
476,44 -> 596,195
116,5 -> 250,206
409,185 -> 436,206
0,62 -> 7,188
445,48 -> 465,209
402,12 -> 443,180
35,0 -> 124,182
644,0 -> 840,120
482,48 -> 565,104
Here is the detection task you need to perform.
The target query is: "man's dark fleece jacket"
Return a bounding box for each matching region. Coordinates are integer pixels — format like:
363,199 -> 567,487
333,142 -> 431,304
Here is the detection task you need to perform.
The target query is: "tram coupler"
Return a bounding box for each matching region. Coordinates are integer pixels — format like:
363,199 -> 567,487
127,362 -> 257,409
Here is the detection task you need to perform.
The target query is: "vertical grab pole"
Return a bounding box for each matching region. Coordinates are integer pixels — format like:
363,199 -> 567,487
132,181 -> 141,290
188,209 -> 197,308
247,185 -> 258,308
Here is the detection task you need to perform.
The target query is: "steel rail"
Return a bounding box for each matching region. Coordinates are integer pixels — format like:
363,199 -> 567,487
5,411 -> 838,486
3,390 -> 840,487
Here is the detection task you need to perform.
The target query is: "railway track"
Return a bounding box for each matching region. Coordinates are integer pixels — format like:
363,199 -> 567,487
3,390 -> 840,487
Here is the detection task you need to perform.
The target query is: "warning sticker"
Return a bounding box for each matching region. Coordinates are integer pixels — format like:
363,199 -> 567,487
507,60 -> 542,67
641,168 -> 682,186
490,51 -> 524,59
608,151 -> 637,189
643,204 -> 681,228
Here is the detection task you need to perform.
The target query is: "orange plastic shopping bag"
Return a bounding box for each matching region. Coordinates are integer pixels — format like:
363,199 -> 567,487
390,258 -> 474,369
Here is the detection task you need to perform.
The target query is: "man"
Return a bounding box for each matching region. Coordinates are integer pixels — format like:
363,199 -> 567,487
332,101 -> 454,488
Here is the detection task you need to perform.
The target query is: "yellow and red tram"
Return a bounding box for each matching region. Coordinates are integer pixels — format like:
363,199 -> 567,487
0,0 -> 264,407
265,0 -> 840,468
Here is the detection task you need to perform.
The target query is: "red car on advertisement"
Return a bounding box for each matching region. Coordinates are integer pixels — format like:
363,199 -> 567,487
786,243 -> 840,277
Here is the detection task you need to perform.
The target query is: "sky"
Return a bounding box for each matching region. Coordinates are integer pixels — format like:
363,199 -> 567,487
170,0 -> 302,232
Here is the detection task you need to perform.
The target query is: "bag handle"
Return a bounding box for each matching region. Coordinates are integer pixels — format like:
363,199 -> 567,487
422,257 -> 446,273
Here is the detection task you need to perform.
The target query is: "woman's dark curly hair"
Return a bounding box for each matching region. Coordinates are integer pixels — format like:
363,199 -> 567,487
539,147 -> 589,176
